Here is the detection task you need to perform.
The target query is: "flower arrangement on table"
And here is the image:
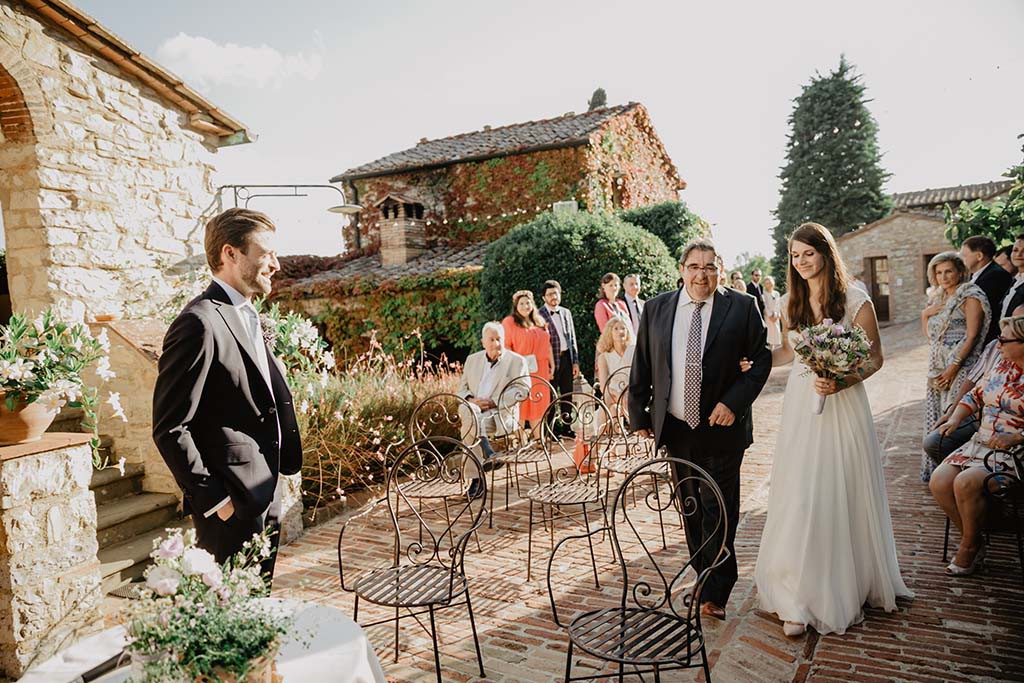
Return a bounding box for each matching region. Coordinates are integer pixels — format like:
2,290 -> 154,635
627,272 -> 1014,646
793,318 -> 873,415
124,527 -> 288,682
0,309 -> 126,466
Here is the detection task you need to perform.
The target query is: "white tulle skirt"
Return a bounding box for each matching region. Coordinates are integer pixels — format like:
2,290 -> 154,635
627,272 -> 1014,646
754,362 -> 914,635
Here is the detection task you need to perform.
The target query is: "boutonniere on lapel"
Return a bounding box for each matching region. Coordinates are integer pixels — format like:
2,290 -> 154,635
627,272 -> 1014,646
259,313 -> 279,350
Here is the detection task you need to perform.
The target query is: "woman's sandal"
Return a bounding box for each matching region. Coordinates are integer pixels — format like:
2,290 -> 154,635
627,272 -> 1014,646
945,544 -> 986,576
783,621 -> 807,637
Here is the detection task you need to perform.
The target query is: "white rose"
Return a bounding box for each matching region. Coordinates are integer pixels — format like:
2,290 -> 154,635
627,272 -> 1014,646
146,566 -> 182,596
180,547 -> 218,576
202,566 -> 224,589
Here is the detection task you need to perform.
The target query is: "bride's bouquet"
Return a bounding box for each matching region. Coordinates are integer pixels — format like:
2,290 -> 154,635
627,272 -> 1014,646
793,319 -> 872,415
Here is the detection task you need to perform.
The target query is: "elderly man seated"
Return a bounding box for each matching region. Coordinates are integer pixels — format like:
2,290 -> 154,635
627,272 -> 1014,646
458,322 -> 530,498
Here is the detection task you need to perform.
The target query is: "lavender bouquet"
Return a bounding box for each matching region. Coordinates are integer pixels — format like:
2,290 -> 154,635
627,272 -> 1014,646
793,319 -> 872,415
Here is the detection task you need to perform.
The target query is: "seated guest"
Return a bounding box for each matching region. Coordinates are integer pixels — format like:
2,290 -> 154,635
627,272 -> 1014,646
501,290 -> 553,430
929,314 -> 1024,576
922,302 -> 1024,468
596,316 -> 635,418
457,322 -> 529,497
594,272 -> 629,333
995,244 -> 1017,276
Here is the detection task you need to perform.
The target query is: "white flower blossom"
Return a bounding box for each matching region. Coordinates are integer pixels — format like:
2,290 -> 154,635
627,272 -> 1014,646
96,328 -> 111,352
180,547 -> 218,576
116,457 -> 126,477
146,566 -> 182,596
95,356 -> 116,381
37,390 -> 66,413
154,534 -> 185,560
201,566 -> 224,589
106,391 -> 127,421
299,399 -> 309,414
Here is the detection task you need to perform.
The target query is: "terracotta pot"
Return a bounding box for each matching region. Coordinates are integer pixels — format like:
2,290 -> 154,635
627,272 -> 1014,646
0,393 -> 57,445
193,648 -> 280,683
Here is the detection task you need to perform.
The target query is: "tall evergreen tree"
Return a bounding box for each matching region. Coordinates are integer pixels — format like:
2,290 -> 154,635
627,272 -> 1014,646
770,56 -> 891,284
588,87 -> 607,110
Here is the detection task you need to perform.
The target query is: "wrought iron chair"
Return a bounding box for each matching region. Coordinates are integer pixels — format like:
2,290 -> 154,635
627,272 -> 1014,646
488,373 -> 558,524
942,445 -> 1024,583
524,392 -> 615,583
547,455 -> 729,683
338,436 -> 488,682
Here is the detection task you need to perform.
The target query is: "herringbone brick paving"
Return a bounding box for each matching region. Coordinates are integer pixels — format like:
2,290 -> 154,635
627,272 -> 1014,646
273,322 -> 1024,682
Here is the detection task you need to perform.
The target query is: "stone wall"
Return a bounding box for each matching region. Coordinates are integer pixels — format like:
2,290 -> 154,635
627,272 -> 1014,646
837,212 -> 953,324
0,434 -> 103,678
0,0 -> 217,321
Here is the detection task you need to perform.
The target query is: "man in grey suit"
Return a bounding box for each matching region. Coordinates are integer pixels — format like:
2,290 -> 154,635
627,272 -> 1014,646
538,280 -> 579,437
153,208 -> 302,583
629,238 -> 771,621
457,322 -> 529,498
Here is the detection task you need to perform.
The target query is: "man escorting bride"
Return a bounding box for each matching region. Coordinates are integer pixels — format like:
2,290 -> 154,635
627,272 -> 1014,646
755,222 -> 913,637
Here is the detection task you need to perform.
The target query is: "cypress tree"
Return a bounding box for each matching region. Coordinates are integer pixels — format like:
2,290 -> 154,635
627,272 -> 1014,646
771,56 -> 891,284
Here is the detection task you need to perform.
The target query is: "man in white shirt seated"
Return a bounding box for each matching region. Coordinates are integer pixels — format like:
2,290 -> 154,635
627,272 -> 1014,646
457,322 -> 530,498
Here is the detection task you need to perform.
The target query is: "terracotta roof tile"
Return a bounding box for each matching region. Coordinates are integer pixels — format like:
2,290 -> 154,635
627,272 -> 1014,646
892,179 -> 1014,210
332,104 -> 638,181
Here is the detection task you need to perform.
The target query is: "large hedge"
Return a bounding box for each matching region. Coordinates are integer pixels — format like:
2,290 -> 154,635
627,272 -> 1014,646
481,211 -> 677,377
618,201 -> 707,260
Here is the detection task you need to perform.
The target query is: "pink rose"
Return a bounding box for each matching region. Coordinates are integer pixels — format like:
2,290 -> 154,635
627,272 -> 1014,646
154,534 -> 184,560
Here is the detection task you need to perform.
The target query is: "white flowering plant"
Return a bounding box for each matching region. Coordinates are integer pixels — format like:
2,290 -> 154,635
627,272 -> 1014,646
124,527 -> 288,682
256,300 -> 334,413
0,309 -> 125,466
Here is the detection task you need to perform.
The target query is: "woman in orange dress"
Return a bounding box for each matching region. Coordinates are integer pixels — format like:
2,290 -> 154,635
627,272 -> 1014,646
501,290 -> 554,429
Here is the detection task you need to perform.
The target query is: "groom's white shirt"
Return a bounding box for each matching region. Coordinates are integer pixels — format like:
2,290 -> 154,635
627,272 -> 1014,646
668,286 -> 715,421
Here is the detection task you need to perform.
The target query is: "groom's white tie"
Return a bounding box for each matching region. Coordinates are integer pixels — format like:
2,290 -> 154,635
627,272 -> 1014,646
683,301 -> 705,428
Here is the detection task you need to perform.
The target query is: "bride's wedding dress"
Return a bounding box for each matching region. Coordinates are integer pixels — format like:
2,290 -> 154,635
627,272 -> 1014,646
754,287 -> 913,635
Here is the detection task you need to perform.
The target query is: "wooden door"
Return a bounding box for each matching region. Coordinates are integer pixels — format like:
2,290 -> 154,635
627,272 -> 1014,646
866,256 -> 890,322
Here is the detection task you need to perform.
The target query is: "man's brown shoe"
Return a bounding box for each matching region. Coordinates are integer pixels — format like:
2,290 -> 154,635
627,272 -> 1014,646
700,602 -> 726,621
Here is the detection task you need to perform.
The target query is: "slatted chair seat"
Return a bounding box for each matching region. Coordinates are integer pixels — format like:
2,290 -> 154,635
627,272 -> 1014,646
494,442 -> 548,464
605,453 -> 666,475
354,564 -> 468,608
527,480 -> 603,506
568,607 -> 702,666
399,478 -> 465,499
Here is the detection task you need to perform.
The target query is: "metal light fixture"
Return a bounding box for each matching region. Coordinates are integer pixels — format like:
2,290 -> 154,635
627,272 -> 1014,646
216,184 -> 364,249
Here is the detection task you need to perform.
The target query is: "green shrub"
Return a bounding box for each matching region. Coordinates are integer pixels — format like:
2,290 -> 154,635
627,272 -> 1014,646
481,211 -> 677,377
618,201 -> 707,260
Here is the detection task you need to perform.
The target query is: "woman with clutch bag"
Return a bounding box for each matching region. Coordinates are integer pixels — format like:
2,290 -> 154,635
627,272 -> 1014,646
921,252 -> 990,483
502,290 -> 554,429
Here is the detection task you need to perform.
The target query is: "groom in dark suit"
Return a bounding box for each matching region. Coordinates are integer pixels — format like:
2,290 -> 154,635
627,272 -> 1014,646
629,238 -> 771,620
153,208 -> 302,582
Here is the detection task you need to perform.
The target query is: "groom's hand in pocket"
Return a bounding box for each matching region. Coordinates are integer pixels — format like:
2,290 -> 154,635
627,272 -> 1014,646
708,402 -> 735,427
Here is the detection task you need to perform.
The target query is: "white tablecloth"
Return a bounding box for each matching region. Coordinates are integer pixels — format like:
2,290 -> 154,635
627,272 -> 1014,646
18,598 -> 386,683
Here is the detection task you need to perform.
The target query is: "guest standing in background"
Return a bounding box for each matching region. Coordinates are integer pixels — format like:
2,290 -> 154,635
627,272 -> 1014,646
851,271 -> 870,297
998,235 -> 1024,319
502,290 -> 554,431
621,273 -> 645,334
961,235 -> 1012,343
594,272 -> 630,333
539,279 -> 579,438
994,244 -> 1017,276
730,271 -> 746,292
921,251 -> 991,482
746,268 -> 765,316
762,275 -> 783,350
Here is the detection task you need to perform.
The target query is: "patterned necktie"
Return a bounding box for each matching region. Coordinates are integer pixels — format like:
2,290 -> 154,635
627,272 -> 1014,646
684,301 -> 706,428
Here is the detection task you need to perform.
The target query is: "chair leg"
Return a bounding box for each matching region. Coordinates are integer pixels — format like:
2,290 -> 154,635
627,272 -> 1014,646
465,588 -> 486,677
353,594 -> 360,622
652,472 -> 668,550
582,503 -> 600,588
617,660 -> 624,682
701,642 -> 712,682
394,604 -> 400,663
1012,498 -> 1024,585
527,499 -> 535,581
489,463 -> 496,528
564,638 -> 574,683
427,605 -> 442,683
549,504 -> 557,551
943,515 -> 951,563
653,664 -> 661,683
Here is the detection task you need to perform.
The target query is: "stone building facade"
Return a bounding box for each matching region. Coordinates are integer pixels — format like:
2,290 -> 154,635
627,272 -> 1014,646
837,180 -> 1014,324
332,103 -> 685,262
0,0 -> 253,320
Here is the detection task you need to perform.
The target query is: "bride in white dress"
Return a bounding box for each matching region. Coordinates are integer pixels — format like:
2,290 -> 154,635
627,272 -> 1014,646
754,222 -> 913,637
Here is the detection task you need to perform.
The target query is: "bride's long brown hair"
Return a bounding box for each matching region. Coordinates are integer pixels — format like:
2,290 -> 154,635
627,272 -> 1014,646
786,222 -> 849,330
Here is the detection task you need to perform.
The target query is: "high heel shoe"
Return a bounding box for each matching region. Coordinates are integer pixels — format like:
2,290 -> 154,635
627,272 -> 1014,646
945,543 -> 986,576
783,621 -> 807,637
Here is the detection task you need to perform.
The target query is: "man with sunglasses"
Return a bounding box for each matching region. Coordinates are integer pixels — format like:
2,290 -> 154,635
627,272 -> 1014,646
923,302 -> 1024,468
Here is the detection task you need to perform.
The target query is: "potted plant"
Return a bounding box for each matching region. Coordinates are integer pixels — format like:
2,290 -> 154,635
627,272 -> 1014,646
125,528 -> 289,682
0,308 -> 124,464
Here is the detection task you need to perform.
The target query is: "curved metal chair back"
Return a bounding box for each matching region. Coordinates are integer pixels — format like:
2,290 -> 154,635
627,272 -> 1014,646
386,436 -> 487,572
409,392 -> 478,446
493,373 -> 556,443
537,391 -> 614,485
606,455 -> 729,623
603,364 -> 632,407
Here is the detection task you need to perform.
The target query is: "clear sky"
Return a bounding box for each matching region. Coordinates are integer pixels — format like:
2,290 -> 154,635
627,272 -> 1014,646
74,0 -> 1024,268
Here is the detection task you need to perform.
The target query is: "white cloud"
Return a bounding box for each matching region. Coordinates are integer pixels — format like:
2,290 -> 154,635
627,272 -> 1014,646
156,32 -> 323,91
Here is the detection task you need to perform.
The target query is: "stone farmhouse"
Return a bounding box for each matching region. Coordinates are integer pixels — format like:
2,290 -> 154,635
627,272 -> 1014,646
837,179 -> 1014,325
277,103 -> 684,356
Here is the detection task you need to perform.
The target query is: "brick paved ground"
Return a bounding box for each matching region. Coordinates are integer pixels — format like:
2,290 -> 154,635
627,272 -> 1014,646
272,322 -> 1024,682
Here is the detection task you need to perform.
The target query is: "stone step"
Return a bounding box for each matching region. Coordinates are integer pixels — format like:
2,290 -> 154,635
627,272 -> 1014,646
99,518 -> 193,594
96,492 -> 181,548
89,462 -> 145,504
47,406 -> 86,433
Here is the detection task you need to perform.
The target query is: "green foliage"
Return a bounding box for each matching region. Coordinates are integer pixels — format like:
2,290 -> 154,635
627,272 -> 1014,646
944,150 -> 1024,248
480,211 -> 677,376
732,252 -> 773,283
771,56 -> 892,286
588,87 -> 608,111
618,200 -> 707,260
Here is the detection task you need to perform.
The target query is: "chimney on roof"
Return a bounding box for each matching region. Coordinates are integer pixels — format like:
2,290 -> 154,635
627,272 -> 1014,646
379,197 -> 426,266
483,125 -> 491,131
418,137 -> 428,144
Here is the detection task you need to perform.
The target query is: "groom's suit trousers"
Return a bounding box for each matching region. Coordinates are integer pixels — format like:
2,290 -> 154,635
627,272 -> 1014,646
662,414 -> 742,608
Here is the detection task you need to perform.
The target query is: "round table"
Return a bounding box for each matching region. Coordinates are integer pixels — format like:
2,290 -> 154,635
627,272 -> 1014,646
19,598 -> 386,683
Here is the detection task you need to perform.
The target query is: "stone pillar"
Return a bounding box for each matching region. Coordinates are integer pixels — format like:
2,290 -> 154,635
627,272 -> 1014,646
0,433 -> 103,678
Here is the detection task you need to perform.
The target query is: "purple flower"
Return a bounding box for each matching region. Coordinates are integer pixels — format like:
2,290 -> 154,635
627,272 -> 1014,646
154,534 -> 184,561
